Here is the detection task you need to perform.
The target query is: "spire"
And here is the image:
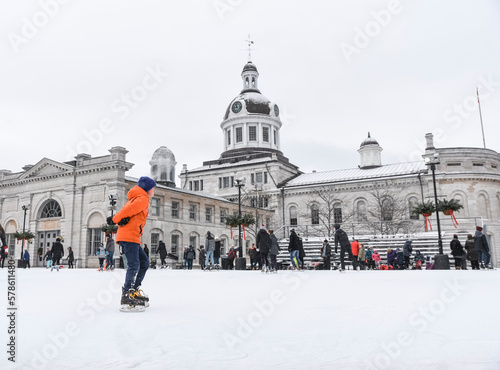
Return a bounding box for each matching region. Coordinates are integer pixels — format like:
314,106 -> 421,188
241,36 -> 259,93
246,34 -> 254,62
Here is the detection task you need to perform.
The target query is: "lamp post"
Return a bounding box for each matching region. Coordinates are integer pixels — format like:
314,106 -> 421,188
234,179 -> 246,270
425,154 -> 449,269
20,205 -> 30,259
109,194 -> 117,219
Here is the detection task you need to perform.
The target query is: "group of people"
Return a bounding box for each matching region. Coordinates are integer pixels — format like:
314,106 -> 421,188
288,229 -> 306,270
42,237 -> 76,270
449,226 -> 492,269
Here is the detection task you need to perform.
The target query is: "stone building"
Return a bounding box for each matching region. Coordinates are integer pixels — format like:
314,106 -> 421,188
0,147 -> 273,268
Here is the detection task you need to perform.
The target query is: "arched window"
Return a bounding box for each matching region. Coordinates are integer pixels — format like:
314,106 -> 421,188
170,168 -> 175,182
408,196 -> 419,220
289,206 -> 297,226
334,202 -> 342,224
477,194 -> 489,219
357,200 -> 367,222
40,200 -> 62,218
161,171 -> 167,180
311,204 -> 319,225
381,198 -> 393,221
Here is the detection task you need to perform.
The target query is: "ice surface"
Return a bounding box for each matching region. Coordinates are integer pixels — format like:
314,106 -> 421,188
2,267 -> 500,369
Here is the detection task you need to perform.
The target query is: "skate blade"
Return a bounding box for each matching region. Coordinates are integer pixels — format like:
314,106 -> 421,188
120,304 -> 145,312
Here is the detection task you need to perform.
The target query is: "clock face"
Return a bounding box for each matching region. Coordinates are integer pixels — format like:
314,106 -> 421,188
274,104 -> 279,116
232,101 -> 242,114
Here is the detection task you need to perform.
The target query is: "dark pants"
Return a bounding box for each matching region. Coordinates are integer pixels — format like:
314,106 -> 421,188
250,258 -> 257,269
52,257 -> 61,266
187,259 -> 193,270
339,246 -> 353,270
107,252 -> 114,268
270,254 -> 277,270
323,257 -> 331,270
68,260 -> 74,269
404,256 -> 410,269
24,260 -> 30,268
261,252 -> 270,268
228,258 -> 234,270
120,242 -> 149,292
0,255 -> 5,268
471,260 -> 480,270
99,258 -> 105,268
367,258 -> 375,270
454,257 -> 462,268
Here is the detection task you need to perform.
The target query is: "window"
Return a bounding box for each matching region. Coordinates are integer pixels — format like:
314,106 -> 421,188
249,126 -> 257,141
40,200 -> 62,218
200,180 -> 203,191
255,172 -> 263,183
151,232 -> 159,255
171,201 -> 180,218
265,217 -> 270,230
311,204 -> 320,225
189,204 -> 197,221
274,130 -> 277,145
206,207 -> 213,222
409,197 -> 419,220
150,197 -> 160,217
230,177 -> 234,187
334,203 -> 342,223
357,201 -> 367,221
227,130 -> 231,145
264,172 -> 268,184
290,206 -> 298,226
263,127 -> 269,142
220,209 -> 227,224
219,177 -> 222,189
194,181 -> 199,191
189,181 -> 193,190
87,228 -> 102,256
236,127 -> 243,143
171,234 -> 179,256
189,235 -> 197,247
251,173 -> 255,185
381,198 -> 393,221
223,177 -> 230,188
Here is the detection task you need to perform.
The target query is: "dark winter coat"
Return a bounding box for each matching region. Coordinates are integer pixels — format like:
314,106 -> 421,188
321,242 -> 331,258
474,230 -> 489,252
249,247 -> 258,260
205,236 -> 215,252
387,250 -> 397,265
0,230 -> 6,249
43,250 -> 53,261
68,250 -> 74,262
23,250 -> 30,261
396,251 -> 404,265
465,239 -> 478,261
186,246 -> 196,260
106,238 -> 115,253
403,240 -> 413,257
51,241 -> 64,259
256,229 -> 271,254
270,234 -> 280,255
144,245 -> 149,257
228,249 -> 237,261
199,248 -> 206,263
214,240 -> 221,258
157,241 -> 167,259
365,248 -> 373,260
450,239 -> 464,257
414,252 -> 425,263
298,237 -> 306,260
334,228 -> 351,253
288,230 -> 300,252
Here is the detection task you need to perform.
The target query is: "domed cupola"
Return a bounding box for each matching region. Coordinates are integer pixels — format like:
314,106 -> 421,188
220,59 -> 283,157
149,146 -> 177,188
358,132 -> 383,169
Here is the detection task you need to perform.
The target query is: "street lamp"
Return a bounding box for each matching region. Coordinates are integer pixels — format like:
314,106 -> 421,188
109,194 -> 117,218
234,179 -> 246,270
20,205 -> 30,259
424,153 -> 449,269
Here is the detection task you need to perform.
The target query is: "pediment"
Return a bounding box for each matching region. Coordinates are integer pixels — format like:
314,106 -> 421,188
20,158 -> 74,179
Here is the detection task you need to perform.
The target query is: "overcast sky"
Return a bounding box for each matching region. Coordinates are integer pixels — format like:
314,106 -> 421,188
1,0 -> 499,184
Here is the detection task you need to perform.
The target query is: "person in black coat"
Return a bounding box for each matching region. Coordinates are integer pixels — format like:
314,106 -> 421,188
334,223 -> 353,271
297,234 -> 306,269
321,239 -> 332,270
0,223 -> 7,268
51,237 -> 64,265
288,229 -> 301,269
256,226 -> 271,271
157,240 -> 167,268
198,245 -> 206,270
474,226 -> 491,268
465,234 -> 479,270
144,244 -> 150,258
450,234 -> 465,269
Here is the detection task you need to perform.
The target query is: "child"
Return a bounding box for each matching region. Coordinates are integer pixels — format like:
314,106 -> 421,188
357,243 -> 366,270
44,247 -> 53,269
395,248 -> 405,270
372,249 -> 381,270
23,249 -> 30,269
227,246 -> 237,270
414,250 -> 425,270
96,243 -> 107,271
387,248 -> 397,269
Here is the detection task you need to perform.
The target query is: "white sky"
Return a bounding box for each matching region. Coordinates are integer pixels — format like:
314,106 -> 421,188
1,0 -> 500,182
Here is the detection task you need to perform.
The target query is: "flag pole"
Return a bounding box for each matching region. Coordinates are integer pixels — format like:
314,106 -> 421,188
477,87 -> 486,149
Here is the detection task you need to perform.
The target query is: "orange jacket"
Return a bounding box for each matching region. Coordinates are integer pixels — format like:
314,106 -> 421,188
351,240 -> 360,256
112,185 -> 150,244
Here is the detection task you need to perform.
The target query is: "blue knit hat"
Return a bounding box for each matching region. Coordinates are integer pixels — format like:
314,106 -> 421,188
138,176 -> 156,192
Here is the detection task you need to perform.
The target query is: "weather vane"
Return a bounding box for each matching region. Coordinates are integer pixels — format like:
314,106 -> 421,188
246,34 -> 254,62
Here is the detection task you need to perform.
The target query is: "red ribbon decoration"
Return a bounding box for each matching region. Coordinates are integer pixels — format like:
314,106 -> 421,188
448,210 -> 459,228
230,227 -> 233,239
423,213 -> 433,232
242,224 -> 246,240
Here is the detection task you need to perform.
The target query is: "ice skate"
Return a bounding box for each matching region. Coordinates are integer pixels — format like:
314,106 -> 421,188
120,289 -> 145,312
131,288 -> 150,307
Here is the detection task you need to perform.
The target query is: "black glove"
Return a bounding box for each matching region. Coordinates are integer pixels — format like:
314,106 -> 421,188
106,216 -> 115,226
118,218 -> 130,226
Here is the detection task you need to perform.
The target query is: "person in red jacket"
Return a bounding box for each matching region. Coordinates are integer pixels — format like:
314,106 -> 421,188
109,176 -> 156,309
351,239 -> 360,270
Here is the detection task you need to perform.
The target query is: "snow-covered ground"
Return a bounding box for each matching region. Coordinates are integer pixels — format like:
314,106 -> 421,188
2,265 -> 500,370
